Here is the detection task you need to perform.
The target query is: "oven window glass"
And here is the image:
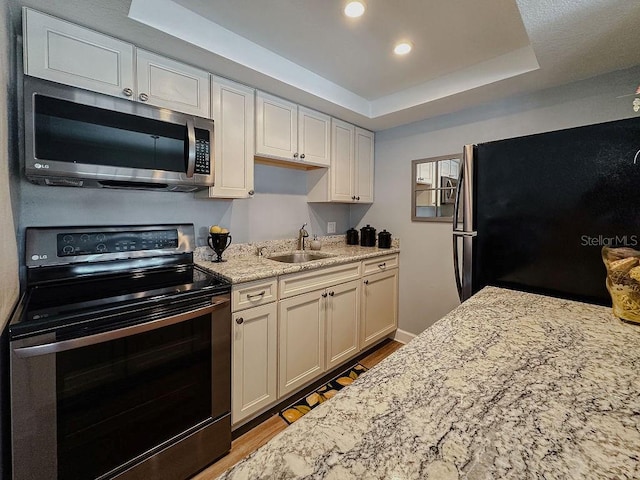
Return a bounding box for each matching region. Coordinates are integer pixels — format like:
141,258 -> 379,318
56,315 -> 212,480
34,95 -> 187,172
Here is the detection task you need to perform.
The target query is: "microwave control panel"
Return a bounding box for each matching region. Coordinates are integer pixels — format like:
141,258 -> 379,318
194,138 -> 210,175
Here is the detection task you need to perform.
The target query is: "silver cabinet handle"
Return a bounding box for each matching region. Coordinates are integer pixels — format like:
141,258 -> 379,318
13,297 -> 229,358
378,262 -> 386,269
185,118 -> 196,178
139,92 -> 149,102
236,317 -> 244,325
356,196 -> 360,200
364,280 -> 369,285
293,153 -> 299,158
300,154 -> 305,159
248,190 -> 255,195
247,290 -> 266,299
328,291 -> 334,296
351,195 -> 356,200
122,88 -> 133,97
321,292 -> 328,298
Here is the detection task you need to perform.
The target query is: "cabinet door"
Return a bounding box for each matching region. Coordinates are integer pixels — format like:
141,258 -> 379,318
136,49 -> 210,117
203,77 -> 255,198
255,91 -> 298,161
326,280 -> 360,370
298,106 -> 330,167
23,8 -> 135,98
330,118 -> 355,202
361,269 -> 399,349
232,303 -> 278,425
278,290 -> 325,397
354,127 -> 374,203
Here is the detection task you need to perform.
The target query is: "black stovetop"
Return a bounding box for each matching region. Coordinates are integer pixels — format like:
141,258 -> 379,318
10,263 -> 229,340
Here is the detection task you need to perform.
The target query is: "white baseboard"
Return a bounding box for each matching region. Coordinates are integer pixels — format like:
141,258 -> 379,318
393,329 -> 416,344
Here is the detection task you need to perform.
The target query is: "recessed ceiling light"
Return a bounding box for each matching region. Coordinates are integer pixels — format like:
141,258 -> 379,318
394,42 -> 412,55
344,1 -> 365,18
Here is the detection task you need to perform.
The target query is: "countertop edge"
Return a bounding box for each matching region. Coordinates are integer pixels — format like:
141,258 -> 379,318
196,247 -> 400,284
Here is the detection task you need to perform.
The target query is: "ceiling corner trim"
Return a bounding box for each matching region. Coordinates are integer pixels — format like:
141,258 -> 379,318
128,0 -> 371,116
370,45 -> 540,118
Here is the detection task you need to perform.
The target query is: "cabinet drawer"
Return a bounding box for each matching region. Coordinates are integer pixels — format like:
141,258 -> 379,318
362,254 -> 398,275
232,278 -> 277,311
279,262 -> 361,299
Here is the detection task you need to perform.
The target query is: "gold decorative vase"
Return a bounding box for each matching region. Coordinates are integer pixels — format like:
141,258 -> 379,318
602,246 -> 640,324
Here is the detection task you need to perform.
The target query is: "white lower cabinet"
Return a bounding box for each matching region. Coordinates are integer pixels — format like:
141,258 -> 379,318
278,278 -> 361,397
231,257 -> 398,426
361,267 -> 399,349
325,280 -> 360,370
278,290 -> 326,397
231,301 -> 278,425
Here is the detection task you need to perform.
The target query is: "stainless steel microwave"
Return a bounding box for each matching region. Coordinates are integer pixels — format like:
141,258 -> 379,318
24,77 -> 214,192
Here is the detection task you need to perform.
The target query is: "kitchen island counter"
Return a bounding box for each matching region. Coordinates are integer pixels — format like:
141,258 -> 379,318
196,238 -> 399,284
217,287 -> 640,479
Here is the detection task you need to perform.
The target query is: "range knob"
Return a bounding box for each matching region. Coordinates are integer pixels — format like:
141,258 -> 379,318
80,234 -> 90,242
96,233 -> 106,242
96,243 -> 107,252
63,235 -> 74,243
62,245 -> 74,254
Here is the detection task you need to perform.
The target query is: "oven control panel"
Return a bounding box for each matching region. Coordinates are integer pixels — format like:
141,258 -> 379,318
26,224 -> 195,268
57,229 -> 179,256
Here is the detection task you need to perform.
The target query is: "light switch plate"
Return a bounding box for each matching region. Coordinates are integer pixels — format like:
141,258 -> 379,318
327,222 -> 336,234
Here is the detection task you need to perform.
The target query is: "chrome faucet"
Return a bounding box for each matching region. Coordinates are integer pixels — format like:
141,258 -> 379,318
298,223 -> 309,250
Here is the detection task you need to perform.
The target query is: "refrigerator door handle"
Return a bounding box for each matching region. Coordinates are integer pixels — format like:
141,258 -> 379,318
453,145 -> 477,302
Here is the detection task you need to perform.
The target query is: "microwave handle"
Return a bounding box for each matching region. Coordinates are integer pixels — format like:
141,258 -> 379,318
185,118 -> 196,178
13,296 -> 229,358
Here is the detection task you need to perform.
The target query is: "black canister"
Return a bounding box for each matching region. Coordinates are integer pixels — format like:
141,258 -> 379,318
378,230 -> 392,249
360,224 -> 376,247
346,227 -> 359,245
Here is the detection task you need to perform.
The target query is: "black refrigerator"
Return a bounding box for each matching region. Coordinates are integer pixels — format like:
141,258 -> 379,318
453,116 -> 640,305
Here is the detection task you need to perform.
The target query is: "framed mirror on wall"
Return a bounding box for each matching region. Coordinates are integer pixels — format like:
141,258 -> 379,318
411,154 -> 461,222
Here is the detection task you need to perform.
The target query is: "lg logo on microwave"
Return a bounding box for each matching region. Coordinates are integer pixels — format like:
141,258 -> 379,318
31,254 -> 48,261
34,163 -> 50,169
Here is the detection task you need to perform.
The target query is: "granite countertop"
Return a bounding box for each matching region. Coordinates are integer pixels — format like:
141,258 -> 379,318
195,236 -> 400,284
217,287 -> 640,479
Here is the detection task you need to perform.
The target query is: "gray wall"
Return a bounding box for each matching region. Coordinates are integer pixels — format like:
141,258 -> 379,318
353,65 -> 640,335
19,164 -> 349,245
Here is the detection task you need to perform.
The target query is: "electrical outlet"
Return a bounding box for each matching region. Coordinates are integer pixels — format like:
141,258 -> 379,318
327,222 -> 336,234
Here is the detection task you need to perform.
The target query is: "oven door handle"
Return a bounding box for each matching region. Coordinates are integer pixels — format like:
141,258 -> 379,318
13,296 -> 230,358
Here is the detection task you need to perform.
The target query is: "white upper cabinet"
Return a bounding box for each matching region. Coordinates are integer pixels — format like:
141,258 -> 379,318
255,91 -> 330,167
23,8 -> 135,99
198,76 -> 255,199
23,8 -> 210,117
297,106 -> 331,167
255,91 -> 298,160
307,119 -> 375,203
354,127 -> 374,203
329,119 -> 355,202
135,50 -> 210,117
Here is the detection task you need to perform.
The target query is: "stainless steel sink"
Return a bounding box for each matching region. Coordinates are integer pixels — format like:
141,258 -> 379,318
267,252 -> 332,263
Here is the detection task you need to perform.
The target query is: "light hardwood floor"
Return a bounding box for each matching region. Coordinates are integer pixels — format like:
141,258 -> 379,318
193,339 -> 405,480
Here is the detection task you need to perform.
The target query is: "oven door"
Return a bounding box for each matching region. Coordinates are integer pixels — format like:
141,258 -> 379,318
10,294 -> 230,480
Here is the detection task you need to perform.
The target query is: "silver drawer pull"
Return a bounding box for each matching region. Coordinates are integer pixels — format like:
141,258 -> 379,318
378,262 -> 386,268
247,290 -> 266,299
236,317 -> 244,325
364,280 -> 369,285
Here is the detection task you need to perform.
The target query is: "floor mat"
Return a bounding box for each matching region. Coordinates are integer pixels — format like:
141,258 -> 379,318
279,363 -> 368,424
